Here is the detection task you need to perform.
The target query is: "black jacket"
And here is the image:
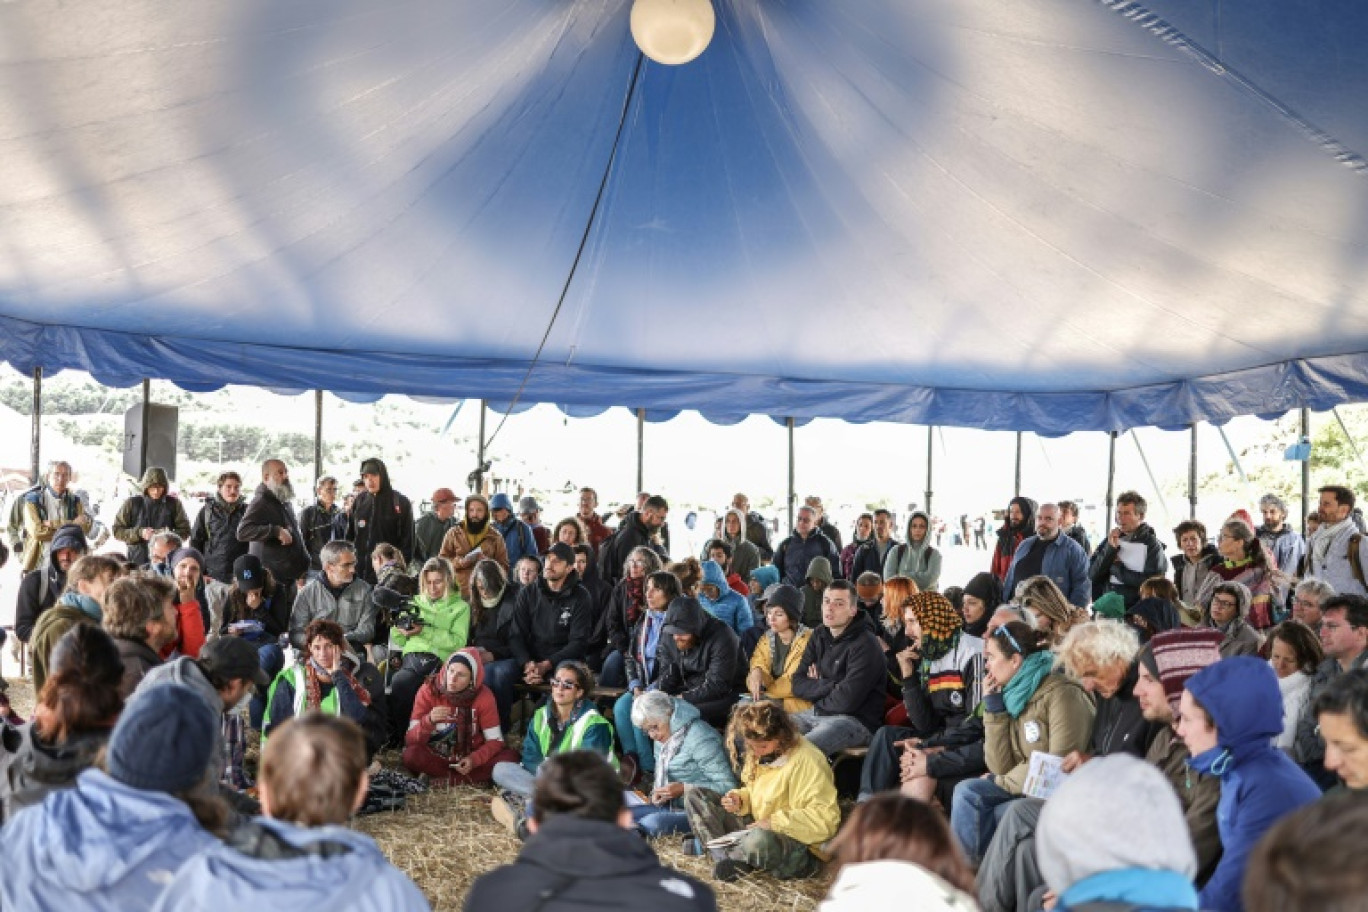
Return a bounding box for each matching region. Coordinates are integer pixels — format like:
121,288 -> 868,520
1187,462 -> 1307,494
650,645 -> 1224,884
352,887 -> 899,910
1089,522 -> 1167,607
13,539 -> 75,642
852,538 -> 894,580
509,572 -> 595,668
299,501 -> 344,572
923,716 -> 988,782
790,611 -> 886,732
237,484 -> 311,584
773,530 -> 842,587
743,511 -> 774,562
597,513 -> 666,587
347,459 -> 414,582
463,815 -> 715,912
1090,663 -> 1161,759
190,496 -> 248,583
655,598 -> 742,706
471,582 -> 522,662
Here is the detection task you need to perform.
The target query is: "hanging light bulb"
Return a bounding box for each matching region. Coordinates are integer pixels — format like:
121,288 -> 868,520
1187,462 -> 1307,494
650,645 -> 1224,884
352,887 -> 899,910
630,0 -> 715,66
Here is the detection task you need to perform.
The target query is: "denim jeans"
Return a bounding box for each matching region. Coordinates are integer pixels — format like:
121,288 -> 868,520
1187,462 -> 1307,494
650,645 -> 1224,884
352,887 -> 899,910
614,692 -> 656,773
483,658 -> 520,733
251,643 -> 285,731
950,776 -> 1018,865
790,710 -> 872,757
631,805 -> 692,837
492,761 -> 537,799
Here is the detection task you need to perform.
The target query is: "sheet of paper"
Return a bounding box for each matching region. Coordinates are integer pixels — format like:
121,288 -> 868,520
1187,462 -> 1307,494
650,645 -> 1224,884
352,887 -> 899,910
705,830 -> 749,849
1022,751 -> 1068,800
624,790 -> 649,807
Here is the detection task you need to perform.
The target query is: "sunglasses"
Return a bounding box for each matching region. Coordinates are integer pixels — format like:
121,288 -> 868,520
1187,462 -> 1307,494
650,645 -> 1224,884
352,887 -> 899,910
549,678 -> 580,691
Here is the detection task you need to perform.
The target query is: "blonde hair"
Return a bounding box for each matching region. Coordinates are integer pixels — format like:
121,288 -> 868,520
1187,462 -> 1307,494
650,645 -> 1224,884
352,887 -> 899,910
1055,620 -> 1140,677
725,701 -> 798,775
1017,575 -> 1088,646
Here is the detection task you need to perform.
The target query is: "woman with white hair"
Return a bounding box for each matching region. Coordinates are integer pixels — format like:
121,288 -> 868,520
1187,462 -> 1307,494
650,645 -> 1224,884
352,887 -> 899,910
628,689 -> 737,837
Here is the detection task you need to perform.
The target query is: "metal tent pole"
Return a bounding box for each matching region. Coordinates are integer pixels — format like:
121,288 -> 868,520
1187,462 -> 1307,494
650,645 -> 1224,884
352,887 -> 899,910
140,379 -> 151,475
1014,431 -> 1023,496
925,425 -> 934,517
314,390 -> 324,482
1105,430 -> 1118,520
1302,408 -> 1312,533
1216,426 -> 1248,483
1130,430 -> 1170,522
636,408 -> 645,493
787,418 -> 796,532
29,367 -> 42,483
1189,423 -> 1199,519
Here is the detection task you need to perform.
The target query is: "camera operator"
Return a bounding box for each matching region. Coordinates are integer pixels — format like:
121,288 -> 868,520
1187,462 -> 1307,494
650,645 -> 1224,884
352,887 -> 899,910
384,557 -> 471,744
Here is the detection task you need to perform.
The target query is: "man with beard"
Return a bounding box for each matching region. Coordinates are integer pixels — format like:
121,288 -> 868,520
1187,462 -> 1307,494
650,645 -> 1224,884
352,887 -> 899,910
990,497 -> 1036,584
112,466 -> 192,567
14,523 -> 88,643
189,470 -> 249,583
440,493 -> 510,598
237,459 -> 311,589
19,461 -> 92,574
509,542 -> 594,686
348,458 -> 414,583
597,495 -> 669,587
300,476 -> 344,572
576,487 -> 613,551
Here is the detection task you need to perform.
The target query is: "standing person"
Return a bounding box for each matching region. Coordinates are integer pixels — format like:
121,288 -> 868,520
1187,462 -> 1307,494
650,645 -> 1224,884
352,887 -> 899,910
598,495 -> 670,586
1267,622 -> 1322,757
773,506 -> 842,588
1178,657 -> 1321,912
519,496 -> 551,555
347,457 -> 414,583
1295,594 -> 1368,788
111,466 -> 191,567
973,515 -> 988,551
883,511 -> 942,592
403,648 -> 517,784
439,493 -> 509,598
1258,493 -> 1305,610
413,487 -> 459,565
19,461 -> 92,574
488,492 -> 538,569
1088,490 -> 1167,608
852,508 -> 897,580
1304,485 -> 1368,597
1002,503 -> 1090,608
14,523 -> 89,644
299,476 -> 343,573
731,493 -> 775,562
236,459 -> 311,590
576,487 -> 614,551
840,513 -> 874,581
1195,519 -> 1279,630
1057,500 -> 1091,556
990,498 -> 1037,583
805,495 -> 843,550
717,507 -> 762,583
189,471 -> 248,584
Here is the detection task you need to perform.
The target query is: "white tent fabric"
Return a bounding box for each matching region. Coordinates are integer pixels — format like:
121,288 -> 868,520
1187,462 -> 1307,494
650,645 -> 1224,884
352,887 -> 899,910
1,0 -> 1366,432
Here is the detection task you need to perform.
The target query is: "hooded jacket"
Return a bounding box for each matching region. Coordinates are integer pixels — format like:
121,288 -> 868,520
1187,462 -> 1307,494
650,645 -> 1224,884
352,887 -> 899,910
404,648 -> 507,778
698,559 -> 753,636
19,483 -> 90,573
800,556 -> 834,628
392,590 -> 470,660
0,768 -> 218,912
656,597 -> 743,707
884,512 -> 943,592
464,814 -> 715,912
774,525 -> 842,588
1199,588 -> 1263,660
469,579 -> 521,662
992,498 -> 1037,582
508,570 -> 595,669
237,483 -> 310,584
790,610 -> 887,732
1185,657 -> 1321,912
439,497 -> 510,598
1088,521 -> 1167,608
0,722 -> 109,825
731,735 -> 840,848
14,523 -> 87,641
1146,725 -> 1222,885
112,467 -> 192,566
289,575 -> 376,650
189,494 -> 249,583
488,492 -> 538,567
821,861 -> 978,912
1172,545 -> 1220,606
719,507 -> 762,581
651,698 -> 738,796
749,626 -> 815,713
984,668 -> 1096,794
150,816 -> 428,912
347,459 -> 414,582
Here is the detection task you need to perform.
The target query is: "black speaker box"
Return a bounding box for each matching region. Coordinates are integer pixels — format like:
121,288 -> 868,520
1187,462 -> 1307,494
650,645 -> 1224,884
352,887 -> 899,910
123,403 -> 179,481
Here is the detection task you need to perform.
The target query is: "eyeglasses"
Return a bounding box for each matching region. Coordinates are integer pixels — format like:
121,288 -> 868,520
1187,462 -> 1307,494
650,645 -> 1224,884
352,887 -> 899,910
1294,599 -> 1319,609
335,560 -> 358,569
1211,598 -> 1238,609
549,678 -> 579,690
993,625 -> 1022,655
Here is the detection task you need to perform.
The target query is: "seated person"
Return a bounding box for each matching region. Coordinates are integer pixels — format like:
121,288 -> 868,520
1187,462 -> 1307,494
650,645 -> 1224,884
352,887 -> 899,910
1036,755 -> 1202,911
949,621 -> 1094,866
264,618 -> 384,759
860,591 -> 985,801
0,685 -> 224,911
615,572 -> 682,781
698,559 -> 753,637
683,701 -> 839,883
491,661 -> 615,807
403,649 -> 517,785
467,559 -> 522,732
28,555 -> 120,691
1201,580 -> 1264,658
0,624 -> 124,823
289,541 -> 376,653
1244,792 -> 1368,912
386,557 -> 471,743
215,554 -> 292,730
105,575 -> 179,698
465,751 -> 714,912
155,714 -> 429,911
789,580 -> 887,756
602,546 -> 666,690
628,690 -> 738,837
507,543 -> 594,687
653,595 -> 743,728
745,584 -> 813,712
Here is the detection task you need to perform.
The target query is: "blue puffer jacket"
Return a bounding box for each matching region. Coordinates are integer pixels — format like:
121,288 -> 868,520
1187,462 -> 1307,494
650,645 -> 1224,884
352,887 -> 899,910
1186,657 -> 1321,912
149,817 -> 429,911
0,769 -> 218,912
698,560 -> 753,636
652,698 -> 739,796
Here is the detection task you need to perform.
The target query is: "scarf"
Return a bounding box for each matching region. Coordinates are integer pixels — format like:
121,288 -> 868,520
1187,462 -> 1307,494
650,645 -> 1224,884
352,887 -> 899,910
1057,869 -> 1198,911
304,658 -> 372,711
432,659 -> 480,759
58,591 -> 102,622
654,718 -> 693,791
623,576 -> 647,627
1002,650 -> 1055,718
1312,518 -> 1351,568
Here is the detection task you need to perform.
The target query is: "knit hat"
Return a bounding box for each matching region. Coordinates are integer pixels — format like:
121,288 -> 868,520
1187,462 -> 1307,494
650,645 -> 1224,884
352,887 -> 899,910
1229,509 -> 1256,534
168,547 -> 204,573
233,553 -> 266,590
1137,628 -> 1223,714
546,541 -> 575,565
1091,591 -> 1126,620
1037,754 -> 1197,896
962,572 -> 1001,610
489,492 -> 514,513
763,584 -> 803,625
906,591 -> 963,662
108,684 -> 218,793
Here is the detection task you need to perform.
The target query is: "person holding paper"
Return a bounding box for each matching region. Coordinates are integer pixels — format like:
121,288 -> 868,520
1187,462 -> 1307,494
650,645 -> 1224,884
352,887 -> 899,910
1088,491 -> 1167,609
628,690 -> 737,837
439,494 -> 509,599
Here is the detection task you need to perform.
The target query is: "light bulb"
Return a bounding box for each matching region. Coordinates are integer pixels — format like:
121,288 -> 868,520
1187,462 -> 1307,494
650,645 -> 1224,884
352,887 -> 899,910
630,0 -> 716,66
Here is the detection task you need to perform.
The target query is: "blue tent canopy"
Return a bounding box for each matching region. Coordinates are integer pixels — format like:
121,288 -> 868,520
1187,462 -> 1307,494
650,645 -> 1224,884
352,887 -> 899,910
1,0 -> 1366,432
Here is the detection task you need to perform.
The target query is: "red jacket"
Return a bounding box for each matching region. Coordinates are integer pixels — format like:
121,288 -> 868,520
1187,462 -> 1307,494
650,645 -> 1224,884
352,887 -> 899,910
405,648 -> 505,771
161,599 -> 206,659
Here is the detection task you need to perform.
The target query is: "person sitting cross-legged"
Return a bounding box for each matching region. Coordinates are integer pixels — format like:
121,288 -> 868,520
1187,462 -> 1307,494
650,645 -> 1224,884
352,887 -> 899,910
264,618 -> 384,759
627,690 -> 738,838
403,648 -> 517,785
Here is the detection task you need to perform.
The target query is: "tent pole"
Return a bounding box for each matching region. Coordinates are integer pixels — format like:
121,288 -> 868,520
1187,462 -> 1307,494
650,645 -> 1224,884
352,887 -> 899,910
636,408 -> 645,493
1216,426 -> 1248,483
1188,423 -> 1198,519
925,425 -> 934,517
477,400 -> 487,469
1130,430 -> 1170,522
1331,407 -> 1366,470
140,379 -> 151,476
1105,431 -> 1117,521
1301,408 -> 1311,534
313,390 -> 323,482
30,367 -> 42,484
1014,431 -> 1023,496
787,418 -> 796,532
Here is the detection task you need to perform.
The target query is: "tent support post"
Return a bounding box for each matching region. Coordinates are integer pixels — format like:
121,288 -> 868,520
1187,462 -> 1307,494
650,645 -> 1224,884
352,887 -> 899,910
787,417 -> 796,533
1217,426 -> 1247,483
30,367 -> 42,484
925,426 -> 934,517
1302,408 -> 1311,534
1014,431 -> 1023,496
140,379 -> 151,476
313,390 -> 323,482
477,400 -> 487,470
1130,430 -> 1169,521
636,408 -> 645,493
1189,423 -> 1198,519
1105,431 -> 1117,521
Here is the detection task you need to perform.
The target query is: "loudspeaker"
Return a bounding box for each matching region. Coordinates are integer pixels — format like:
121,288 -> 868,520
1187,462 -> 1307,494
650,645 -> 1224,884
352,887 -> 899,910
123,404 -> 179,481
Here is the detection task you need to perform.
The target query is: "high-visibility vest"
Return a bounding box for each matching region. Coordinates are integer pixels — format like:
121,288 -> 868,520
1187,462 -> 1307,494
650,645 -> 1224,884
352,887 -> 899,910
263,665 -> 341,745
529,706 -> 619,770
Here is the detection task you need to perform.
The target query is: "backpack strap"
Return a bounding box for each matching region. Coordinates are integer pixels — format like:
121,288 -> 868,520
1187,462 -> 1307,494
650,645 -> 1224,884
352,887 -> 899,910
1350,534 -> 1366,589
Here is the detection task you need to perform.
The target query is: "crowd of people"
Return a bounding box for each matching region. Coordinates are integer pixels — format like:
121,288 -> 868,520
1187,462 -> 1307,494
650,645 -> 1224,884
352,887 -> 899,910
2,457 -> 1368,911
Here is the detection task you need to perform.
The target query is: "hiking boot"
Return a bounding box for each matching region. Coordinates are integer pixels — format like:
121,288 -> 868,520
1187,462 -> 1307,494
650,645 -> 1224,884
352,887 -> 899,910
681,836 -> 703,856
713,858 -> 753,883
491,791 -> 522,837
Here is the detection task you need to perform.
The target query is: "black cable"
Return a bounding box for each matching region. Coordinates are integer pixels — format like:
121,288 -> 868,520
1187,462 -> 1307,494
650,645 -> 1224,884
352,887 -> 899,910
481,49 -> 647,459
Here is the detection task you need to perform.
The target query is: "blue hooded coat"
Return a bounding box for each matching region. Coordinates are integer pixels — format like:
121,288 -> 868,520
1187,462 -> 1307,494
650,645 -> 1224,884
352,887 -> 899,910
1185,656 -> 1321,912
0,768 -> 218,912
698,560 -> 753,637
149,817 -> 429,911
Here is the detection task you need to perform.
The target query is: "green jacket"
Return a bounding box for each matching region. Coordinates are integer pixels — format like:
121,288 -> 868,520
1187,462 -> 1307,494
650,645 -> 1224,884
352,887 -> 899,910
985,671 -> 1095,794
392,592 -> 470,660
